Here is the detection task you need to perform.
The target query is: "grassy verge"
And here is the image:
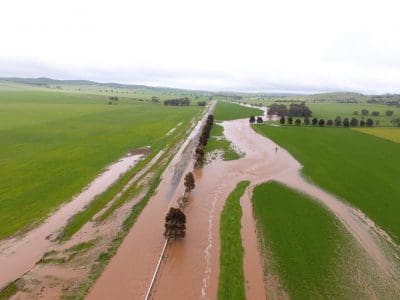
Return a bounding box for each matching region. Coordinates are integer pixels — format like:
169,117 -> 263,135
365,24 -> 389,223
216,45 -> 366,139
252,181 -> 363,299
205,124 -> 242,161
214,101 -> 263,121
0,282 -> 18,300
253,125 -> 400,244
218,181 -> 250,300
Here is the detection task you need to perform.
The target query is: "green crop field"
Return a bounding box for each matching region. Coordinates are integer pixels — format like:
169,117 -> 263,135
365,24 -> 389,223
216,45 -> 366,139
354,127 -> 400,143
0,89 -> 201,239
218,181 -> 249,300
214,101 -> 263,121
253,125 -> 400,244
252,181 -> 383,299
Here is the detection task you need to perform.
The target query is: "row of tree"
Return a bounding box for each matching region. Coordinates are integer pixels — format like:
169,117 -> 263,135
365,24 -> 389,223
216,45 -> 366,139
195,114 -> 214,166
268,102 -> 312,117
353,109 -> 390,117
249,116 -> 264,124
164,97 -> 191,106
280,116 -> 375,127
164,114 -> 217,239
164,172 -> 196,239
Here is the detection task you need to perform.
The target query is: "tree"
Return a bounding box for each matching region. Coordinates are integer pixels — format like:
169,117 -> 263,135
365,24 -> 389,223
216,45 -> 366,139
327,119 -> 333,126
312,118 -> 318,125
318,119 -> 325,126
249,116 -> 256,124
360,120 -> 365,127
177,196 -> 189,211
343,118 -> 350,127
280,116 -> 285,125
353,111 -> 359,115
197,101 -> 207,106
350,117 -> 359,127
199,132 -> 208,146
288,102 -> 312,117
371,111 -> 380,117
288,116 -> 293,125
392,118 -> 400,127
195,147 -> 205,166
295,119 -> 301,126
304,116 -> 310,125
164,207 -> 186,239
256,117 -> 263,123
184,172 -> 195,192
366,118 -> 374,127
164,97 -> 191,106
361,109 -> 369,116
268,103 -> 288,116
151,96 -> 160,103
334,116 -> 342,126
109,96 -> 118,104
386,110 -> 394,116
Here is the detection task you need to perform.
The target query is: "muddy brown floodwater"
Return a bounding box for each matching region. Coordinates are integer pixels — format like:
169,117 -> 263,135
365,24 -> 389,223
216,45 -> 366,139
153,119 -> 400,299
0,152 -> 146,289
90,117 -> 400,300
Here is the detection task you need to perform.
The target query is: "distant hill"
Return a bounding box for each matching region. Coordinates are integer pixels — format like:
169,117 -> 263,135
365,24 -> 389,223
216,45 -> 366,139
0,77 -> 205,94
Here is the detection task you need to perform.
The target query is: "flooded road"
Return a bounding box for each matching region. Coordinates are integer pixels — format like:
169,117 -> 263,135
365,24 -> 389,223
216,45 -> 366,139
0,152 -> 144,289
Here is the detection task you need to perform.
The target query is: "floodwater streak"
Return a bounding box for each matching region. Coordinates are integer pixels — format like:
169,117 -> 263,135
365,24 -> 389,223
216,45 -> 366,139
240,186 -> 267,300
0,153 -> 144,289
154,118 -> 400,299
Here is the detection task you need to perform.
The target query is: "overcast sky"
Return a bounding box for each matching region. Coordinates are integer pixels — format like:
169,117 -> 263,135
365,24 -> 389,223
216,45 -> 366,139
2,0 -> 400,94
